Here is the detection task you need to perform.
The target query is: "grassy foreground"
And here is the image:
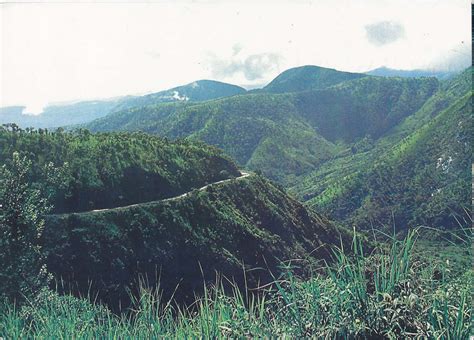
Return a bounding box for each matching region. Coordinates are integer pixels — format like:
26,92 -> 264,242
1,230 -> 471,339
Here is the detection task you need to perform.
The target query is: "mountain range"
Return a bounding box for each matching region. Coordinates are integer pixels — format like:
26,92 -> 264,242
80,64 -> 472,231
2,64 -> 471,233
1,62 -> 471,314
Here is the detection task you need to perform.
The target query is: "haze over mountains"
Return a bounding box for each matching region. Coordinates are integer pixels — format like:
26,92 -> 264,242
0,64 -> 460,129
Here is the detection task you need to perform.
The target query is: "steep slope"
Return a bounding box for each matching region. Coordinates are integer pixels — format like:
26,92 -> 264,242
44,174 -> 351,309
0,128 -> 240,213
87,74 -> 438,183
113,80 -> 246,111
263,65 -> 367,93
291,68 -> 472,230
292,76 -> 439,142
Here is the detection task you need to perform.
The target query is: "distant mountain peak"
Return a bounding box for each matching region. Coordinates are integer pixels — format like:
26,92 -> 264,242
366,66 -> 455,79
263,65 -> 367,93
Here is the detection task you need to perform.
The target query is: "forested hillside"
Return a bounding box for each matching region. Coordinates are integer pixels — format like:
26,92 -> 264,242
113,80 -> 246,111
44,174 -> 350,309
263,65 -> 367,93
82,65 -> 471,232
291,67 -> 472,230
87,72 -> 438,184
0,127 -> 240,213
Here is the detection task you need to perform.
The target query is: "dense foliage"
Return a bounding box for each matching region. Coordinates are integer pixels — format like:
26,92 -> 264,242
263,65 -> 367,93
292,68 -> 472,231
0,65 -> 471,338
0,126 -> 240,213
1,231 -> 471,338
87,75 -> 437,185
0,153 -> 52,300
44,174 -> 350,310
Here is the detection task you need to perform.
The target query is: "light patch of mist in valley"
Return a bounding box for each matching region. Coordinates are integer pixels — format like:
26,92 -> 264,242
22,102 -> 47,116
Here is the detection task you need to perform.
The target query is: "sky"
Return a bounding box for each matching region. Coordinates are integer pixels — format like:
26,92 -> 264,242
0,0 -> 471,114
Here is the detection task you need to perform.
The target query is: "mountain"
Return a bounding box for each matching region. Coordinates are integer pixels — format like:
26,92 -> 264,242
0,128 -> 240,213
86,74 -> 438,183
44,174 -> 350,309
263,65 -> 367,93
0,80 -> 245,129
112,79 -> 246,111
366,66 -> 455,80
290,67 -> 472,230
0,127 -> 351,310
0,98 -> 130,129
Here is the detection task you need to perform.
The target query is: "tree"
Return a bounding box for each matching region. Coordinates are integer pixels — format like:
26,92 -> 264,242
0,152 -> 51,300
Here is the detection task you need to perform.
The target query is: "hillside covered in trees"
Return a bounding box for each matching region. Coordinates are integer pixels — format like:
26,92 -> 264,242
44,174 -> 350,309
0,127 -> 240,213
290,67 -> 472,230
86,69 -> 439,184
0,64 -> 471,339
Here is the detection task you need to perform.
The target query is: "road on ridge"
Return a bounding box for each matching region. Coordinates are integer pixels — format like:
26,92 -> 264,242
51,170 -> 251,216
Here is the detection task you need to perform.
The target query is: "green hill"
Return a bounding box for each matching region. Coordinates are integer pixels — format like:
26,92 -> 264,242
44,174 -> 350,309
290,68 -> 472,230
112,80 -> 246,111
0,127 -> 240,213
1,127 -> 351,309
87,75 -> 438,184
263,65 -> 367,93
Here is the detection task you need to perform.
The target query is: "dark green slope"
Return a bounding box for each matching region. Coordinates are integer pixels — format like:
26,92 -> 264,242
291,69 -> 472,231
89,93 -> 339,183
87,75 -> 438,184
292,76 -> 439,142
263,65 -> 367,93
44,174 -> 351,309
0,128 -> 240,213
290,68 -> 471,197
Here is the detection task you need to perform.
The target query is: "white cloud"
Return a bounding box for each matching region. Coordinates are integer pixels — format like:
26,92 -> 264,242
0,0 -> 470,112
365,21 -> 405,46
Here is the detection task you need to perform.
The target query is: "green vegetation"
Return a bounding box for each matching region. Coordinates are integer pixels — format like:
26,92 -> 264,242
0,153 -> 52,300
292,68 -> 472,231
0,126 -> 240,213
114,79 -> 246,111
87,74 -> 438,185
1,231 -> 471,338
44,174 -> 350,310
0,65 -> 471,338
263,65 -> 367,93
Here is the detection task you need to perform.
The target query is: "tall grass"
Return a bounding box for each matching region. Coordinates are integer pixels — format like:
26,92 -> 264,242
1,230 -> 471,338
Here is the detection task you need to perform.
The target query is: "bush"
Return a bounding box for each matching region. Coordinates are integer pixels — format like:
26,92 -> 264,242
0,230 -> 470,338
0,152 -> 52,301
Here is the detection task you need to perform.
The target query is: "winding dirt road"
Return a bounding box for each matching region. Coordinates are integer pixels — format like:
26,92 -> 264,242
57,170 -> 251,216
